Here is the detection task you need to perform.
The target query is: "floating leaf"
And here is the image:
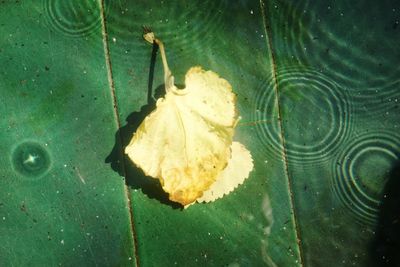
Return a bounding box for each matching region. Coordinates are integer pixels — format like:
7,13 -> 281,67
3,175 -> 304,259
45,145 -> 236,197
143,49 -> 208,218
125,30 -> 253,206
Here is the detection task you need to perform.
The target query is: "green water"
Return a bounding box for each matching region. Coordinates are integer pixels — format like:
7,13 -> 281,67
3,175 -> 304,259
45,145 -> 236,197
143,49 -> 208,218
1,0 -> 399,266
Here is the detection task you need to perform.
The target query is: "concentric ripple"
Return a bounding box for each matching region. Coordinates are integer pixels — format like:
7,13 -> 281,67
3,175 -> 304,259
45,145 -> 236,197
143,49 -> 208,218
333,131 -> 400,225
267,1 -> 400,119
43,0 -> 106,38
253,66 -> 353,164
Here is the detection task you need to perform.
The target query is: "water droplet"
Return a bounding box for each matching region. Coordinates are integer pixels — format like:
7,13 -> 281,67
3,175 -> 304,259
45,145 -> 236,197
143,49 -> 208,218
12,142 -> 51,179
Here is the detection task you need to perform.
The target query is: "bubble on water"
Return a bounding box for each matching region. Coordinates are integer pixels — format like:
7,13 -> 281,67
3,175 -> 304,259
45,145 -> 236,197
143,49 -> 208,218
12,141 -> 51,179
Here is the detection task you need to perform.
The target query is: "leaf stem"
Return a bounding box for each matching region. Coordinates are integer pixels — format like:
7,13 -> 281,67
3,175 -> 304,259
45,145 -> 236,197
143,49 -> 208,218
143,30 -> 175,93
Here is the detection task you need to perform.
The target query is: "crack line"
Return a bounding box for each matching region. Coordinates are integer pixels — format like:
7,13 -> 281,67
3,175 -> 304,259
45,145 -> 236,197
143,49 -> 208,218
98,1 -> 140,266
259,0 -> 305,266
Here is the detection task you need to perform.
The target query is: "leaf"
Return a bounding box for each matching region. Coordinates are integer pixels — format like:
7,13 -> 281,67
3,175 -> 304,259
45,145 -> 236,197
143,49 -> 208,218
125,31 -> 253,206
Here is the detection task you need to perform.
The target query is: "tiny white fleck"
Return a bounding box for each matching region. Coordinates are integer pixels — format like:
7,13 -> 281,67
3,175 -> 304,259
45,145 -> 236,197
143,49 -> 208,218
61,240 -> 64,245
24,154 -> 39,164
112,37 -> 116,42
250,10 -> 254,14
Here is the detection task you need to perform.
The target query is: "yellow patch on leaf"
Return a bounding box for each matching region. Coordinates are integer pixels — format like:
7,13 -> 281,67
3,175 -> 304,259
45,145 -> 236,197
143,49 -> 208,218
197,141 -> 254,203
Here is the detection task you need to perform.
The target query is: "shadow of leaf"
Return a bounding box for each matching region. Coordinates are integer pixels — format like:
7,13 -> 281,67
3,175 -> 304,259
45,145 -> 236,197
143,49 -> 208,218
105,42 -> 182,209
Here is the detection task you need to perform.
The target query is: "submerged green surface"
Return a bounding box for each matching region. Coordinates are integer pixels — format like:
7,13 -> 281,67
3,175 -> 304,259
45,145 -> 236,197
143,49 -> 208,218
1,0 -> 399,266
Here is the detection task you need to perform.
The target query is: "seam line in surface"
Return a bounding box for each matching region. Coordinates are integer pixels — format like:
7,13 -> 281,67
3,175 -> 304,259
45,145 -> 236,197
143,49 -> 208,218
98,1 -> 140,266
259,0 -> 305,266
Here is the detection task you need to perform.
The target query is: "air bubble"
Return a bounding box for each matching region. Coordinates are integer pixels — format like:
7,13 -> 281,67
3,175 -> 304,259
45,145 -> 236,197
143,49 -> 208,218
12,142 -> 51,179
